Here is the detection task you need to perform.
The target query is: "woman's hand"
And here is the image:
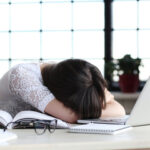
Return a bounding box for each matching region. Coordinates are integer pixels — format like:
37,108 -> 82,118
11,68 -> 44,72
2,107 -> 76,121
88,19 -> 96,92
101,89 -> 126,119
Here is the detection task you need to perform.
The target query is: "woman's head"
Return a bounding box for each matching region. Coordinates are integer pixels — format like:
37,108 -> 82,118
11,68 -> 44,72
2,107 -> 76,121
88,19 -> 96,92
41,59 -> 107,119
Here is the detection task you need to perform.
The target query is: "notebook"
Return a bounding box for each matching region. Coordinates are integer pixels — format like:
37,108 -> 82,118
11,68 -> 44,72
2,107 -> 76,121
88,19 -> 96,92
77,115 -> 129,125
0,129 -> 17,143
69,123 -> 132,135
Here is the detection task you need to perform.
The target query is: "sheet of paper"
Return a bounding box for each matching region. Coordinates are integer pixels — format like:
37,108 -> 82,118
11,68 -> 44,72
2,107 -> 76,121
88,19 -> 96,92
0,129 -> 17,143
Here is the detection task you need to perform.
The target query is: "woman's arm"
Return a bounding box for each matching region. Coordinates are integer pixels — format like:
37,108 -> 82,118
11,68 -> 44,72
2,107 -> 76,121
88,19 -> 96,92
44,98 -> 78,123
45,89 -> 126,123
101,89 -> 126,119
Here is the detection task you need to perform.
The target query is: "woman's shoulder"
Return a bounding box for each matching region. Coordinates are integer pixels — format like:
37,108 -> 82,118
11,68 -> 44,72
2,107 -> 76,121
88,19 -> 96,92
12,62 -> 39,69
11,63 -> 40,74
8,63 -> 41,82
9,63 -> 43,92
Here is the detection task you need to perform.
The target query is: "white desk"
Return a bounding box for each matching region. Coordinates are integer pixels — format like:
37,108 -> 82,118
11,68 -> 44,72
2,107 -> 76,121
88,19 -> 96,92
1,126 -> 150,150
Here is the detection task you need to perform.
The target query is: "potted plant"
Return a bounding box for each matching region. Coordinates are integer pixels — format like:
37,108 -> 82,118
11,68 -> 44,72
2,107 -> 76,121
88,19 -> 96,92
106,54 -> 142,93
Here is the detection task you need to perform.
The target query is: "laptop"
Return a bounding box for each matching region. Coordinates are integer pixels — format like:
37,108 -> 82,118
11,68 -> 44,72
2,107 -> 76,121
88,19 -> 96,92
77,77 -> 150,127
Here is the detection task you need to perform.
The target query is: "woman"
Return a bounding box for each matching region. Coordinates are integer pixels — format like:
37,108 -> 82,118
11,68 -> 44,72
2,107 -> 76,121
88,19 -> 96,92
0,59 -> 125,123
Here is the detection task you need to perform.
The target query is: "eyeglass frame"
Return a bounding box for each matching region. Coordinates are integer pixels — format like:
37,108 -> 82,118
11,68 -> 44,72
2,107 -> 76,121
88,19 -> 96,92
4,119 -> 58,135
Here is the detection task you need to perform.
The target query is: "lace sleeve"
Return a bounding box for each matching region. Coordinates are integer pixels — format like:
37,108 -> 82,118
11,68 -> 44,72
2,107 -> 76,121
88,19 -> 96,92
9,64 -> 55,112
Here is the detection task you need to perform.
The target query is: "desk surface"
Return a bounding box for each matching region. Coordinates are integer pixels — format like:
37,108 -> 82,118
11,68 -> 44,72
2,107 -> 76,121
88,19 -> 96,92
112,92 -> 140,101
1,125 -> 150,150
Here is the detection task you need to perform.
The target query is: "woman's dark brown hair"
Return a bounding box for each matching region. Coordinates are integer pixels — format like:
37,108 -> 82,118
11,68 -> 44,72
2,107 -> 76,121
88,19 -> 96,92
41,59 -> 107,119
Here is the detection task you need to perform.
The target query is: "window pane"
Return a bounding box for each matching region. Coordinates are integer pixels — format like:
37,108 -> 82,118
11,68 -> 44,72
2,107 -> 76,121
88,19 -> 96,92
11,0 -> 40,2
73,2 -> 104,29
113,31 -> 137,58
0,4 -> 9,30
11,4 -> 40,30
73,31 -> 104,58
86,59 -> 104,77
139,30 -> 150,58
42,59 -> 64,63
42,3 -> 71,30
0,61 -> 9,78
113,1 -> 137,29
139,1 -> 150,29
0,0 -> 9,2
139,59 -> 150,81
42,32 -> 72,59
0,33 -> 9,59
11,32 -> 40,59
43,0 -> 70,2
74,0 -> 103,1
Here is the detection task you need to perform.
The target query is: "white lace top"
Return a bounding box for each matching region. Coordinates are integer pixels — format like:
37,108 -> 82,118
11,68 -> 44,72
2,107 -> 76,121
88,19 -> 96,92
0,63 -> 55,116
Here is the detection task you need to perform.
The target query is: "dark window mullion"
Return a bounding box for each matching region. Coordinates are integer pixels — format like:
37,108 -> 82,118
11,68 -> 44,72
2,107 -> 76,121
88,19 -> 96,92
104,0 -> 112,85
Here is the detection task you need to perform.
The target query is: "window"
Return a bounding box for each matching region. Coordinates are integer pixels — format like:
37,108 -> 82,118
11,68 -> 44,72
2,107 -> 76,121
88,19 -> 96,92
0,0 -> 149,88
112,0 -> 150,81
0,0 -> 104,78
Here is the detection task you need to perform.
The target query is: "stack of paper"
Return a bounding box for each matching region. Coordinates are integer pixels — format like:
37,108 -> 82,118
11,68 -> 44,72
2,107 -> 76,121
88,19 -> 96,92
0,129 -> 17,143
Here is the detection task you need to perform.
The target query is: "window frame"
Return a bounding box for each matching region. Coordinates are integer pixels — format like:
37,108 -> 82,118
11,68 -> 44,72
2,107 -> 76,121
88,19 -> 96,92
104,0 -> 145,91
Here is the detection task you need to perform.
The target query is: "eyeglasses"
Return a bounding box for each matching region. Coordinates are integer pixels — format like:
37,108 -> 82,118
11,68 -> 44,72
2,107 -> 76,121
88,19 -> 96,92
4,119 -> 57,135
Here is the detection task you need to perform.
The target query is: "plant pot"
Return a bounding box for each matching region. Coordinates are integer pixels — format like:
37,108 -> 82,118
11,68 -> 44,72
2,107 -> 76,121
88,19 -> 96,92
119,74 -> 139,93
